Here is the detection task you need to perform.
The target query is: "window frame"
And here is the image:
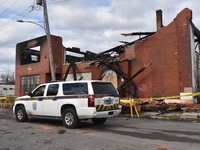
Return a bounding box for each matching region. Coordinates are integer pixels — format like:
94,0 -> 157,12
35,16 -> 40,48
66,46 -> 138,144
47,84 -> 59,96
20,75 -> 40,92
62,83 -> 88,95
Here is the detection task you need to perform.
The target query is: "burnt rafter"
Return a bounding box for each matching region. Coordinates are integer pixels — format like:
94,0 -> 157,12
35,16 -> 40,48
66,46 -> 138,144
94,60 -> 152,98
191,21 -> 200,43
98,61 -> 129,79
63,60 -> 77,81
120,63 -> 152,88
97,60 -> 138,98
96,32 -> 156,60
115,62 -> 138,98
64,32 -> 154,63
65,47 -> 86,55
121,32 -> 156,36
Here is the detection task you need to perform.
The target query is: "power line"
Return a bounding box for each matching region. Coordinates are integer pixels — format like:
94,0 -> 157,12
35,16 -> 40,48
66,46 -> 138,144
0,0 -> 6,6
0,0 -> 20,17
47,0 -> 69,5
0,5 -> 34,31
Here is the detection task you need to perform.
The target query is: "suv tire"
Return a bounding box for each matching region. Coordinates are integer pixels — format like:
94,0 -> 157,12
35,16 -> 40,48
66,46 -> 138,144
15,106 -> 28,122
92,118 -> 107,125
62,108 -> 79,129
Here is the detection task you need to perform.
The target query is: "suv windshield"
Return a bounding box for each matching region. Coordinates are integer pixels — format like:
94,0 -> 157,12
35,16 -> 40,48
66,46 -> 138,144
92,82 -> 118,96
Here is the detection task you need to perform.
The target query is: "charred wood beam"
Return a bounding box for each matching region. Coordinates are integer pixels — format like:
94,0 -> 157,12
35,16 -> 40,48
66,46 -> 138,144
63,61 -> 77,81
65,48 -> 98,61
121,32 -> 155,36
65,47 -> 86,55
119,41 -> 130,44
99,61 -> 129,79
98,33 -> 155,58
115,62 -> 138,98
85,51 -> 97,60
21,49 -> 40,55
63,62 -> 72,81
86,51 -> 97,55
98,45 -> 125,57
66,55 -> 83,59
191,21 -> 200,42
71,61 -> 77,81
120,63 -> 152,88
99,61 -> 138,98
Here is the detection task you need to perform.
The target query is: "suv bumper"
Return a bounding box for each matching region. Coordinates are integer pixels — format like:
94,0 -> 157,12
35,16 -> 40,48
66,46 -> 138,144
77,106 -> 122,119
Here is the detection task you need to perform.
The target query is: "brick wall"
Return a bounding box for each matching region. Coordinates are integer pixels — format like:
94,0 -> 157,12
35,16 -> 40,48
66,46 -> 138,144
125,8 -> 193,98
15,35 -> 63,96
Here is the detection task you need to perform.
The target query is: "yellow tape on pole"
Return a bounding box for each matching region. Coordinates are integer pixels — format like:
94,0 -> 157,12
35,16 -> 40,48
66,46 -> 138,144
120,92 -> 200,104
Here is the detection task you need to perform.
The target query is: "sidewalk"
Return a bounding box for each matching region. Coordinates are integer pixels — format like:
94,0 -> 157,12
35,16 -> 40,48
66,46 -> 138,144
140,112 -> 200,122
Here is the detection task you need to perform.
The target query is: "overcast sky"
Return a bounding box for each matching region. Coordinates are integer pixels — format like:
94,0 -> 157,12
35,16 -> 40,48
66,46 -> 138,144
0,0 -> 200,72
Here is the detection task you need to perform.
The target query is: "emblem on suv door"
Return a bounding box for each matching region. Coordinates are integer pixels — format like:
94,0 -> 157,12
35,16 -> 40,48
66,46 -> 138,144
32,102 -> 37,110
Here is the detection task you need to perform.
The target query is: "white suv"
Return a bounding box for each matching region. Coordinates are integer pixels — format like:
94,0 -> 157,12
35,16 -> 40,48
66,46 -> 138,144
13,80 -> 121,128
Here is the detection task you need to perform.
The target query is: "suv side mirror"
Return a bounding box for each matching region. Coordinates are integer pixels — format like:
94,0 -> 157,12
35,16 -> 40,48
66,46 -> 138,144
28,92 -> 33,97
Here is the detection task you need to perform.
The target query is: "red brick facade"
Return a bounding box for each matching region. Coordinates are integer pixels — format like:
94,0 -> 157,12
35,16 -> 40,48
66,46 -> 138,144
128,8 -> 193,98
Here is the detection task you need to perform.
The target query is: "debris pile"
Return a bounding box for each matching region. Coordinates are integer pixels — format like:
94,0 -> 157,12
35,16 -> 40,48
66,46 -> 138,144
121,101 -> 200,113
140,102 -> 200,113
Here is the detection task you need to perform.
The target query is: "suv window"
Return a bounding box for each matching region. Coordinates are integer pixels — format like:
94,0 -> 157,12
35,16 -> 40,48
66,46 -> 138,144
47,84 -> 59,96
63,83 -> 88,95
32,85 -> 46,97
92,82 -> 118,95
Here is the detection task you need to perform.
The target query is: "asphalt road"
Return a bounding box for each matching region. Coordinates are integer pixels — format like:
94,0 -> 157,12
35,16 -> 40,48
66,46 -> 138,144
0,108 -> 200,150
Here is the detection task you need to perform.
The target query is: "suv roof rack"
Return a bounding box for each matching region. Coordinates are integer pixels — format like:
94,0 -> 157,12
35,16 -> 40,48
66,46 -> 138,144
51,80 -> 63,83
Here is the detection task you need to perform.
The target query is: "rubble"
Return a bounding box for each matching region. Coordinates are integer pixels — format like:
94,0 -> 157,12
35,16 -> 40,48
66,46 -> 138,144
140,102 -> 200,113
120,101 -> 200,122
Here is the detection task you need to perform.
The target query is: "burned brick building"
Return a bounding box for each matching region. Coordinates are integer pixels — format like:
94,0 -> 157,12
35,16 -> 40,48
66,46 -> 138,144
15,8 -> 200,103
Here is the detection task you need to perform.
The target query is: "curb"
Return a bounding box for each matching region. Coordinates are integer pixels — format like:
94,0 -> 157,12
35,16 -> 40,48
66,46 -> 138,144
140,112 -> 200,122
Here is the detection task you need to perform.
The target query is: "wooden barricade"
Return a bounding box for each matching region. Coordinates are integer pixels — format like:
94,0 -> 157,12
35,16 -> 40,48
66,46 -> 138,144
0,96 -> 16,108
120,98 -> 140,118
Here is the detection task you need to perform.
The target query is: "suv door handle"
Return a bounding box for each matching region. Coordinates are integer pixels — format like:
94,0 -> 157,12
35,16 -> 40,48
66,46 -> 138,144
53,97 -> 57,101
38,97 -> 43,101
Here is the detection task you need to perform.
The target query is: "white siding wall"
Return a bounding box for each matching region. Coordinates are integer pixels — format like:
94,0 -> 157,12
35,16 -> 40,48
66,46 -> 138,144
0,84 -> 15,96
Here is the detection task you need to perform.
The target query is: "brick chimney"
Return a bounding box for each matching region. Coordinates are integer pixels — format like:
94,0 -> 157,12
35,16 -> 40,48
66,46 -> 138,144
156,9 -> 163,31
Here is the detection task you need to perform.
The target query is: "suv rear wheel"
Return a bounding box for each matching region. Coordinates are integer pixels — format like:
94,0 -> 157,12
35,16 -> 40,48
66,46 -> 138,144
92,118 -> 107,125
62,108 -> 79,129
15,106 -> 28,122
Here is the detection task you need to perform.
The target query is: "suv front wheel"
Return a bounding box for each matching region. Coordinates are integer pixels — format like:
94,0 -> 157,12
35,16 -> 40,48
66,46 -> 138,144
62,108 -> 79,129
15,106 -> 28,122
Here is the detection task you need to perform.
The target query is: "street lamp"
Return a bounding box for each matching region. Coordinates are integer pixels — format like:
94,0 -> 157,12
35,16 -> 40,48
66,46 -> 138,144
17,19 -> 56,81
17,20 -> 46,31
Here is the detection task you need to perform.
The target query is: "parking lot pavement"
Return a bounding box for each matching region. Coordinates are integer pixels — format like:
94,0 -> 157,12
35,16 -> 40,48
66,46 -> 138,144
1,108 -> 200,150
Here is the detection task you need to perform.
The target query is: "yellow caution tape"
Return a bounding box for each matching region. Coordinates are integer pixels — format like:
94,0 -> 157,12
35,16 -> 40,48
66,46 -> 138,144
120,92 -> 200,104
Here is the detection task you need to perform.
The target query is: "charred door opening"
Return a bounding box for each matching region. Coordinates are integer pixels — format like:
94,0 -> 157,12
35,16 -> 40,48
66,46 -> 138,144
20,46 -> 40,65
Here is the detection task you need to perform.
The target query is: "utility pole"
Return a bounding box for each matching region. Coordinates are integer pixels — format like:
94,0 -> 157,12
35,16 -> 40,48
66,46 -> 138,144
37,0 -> 56,81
